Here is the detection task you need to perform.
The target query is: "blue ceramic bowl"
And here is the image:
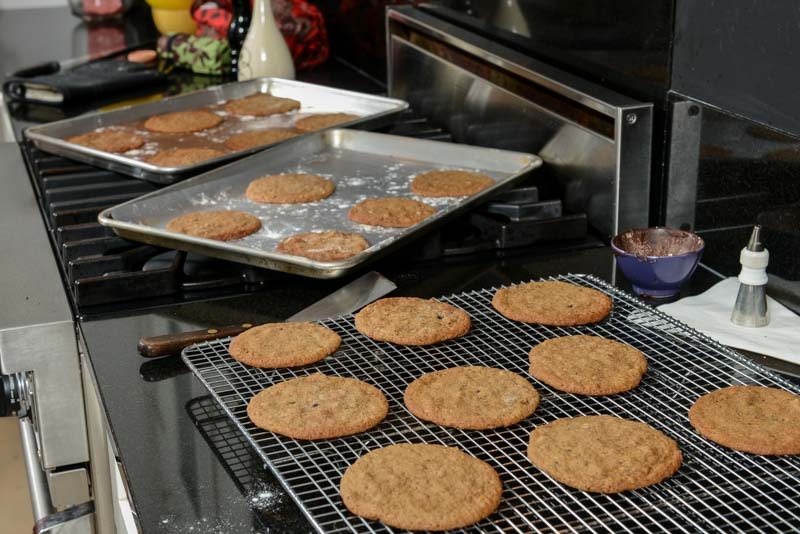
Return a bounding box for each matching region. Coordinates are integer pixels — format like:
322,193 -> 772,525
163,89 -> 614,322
611,227 -> 705,298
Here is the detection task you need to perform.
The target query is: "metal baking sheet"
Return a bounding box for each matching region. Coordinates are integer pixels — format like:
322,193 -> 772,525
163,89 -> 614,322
24,78 -> 409,184
98,129 -> 542,278
182,274 -> 800,533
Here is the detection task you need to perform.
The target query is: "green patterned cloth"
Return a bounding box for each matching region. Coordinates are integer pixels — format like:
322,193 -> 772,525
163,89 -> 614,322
157,34 -> 231,76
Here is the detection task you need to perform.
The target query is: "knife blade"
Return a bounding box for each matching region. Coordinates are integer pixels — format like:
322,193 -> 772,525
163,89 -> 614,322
137,271 -> 396,358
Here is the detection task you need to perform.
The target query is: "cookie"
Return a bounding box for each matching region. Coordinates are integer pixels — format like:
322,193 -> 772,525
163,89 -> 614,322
528,335 -> 647,395
355,297 -> 470,346
165,210 -> 261,241
224,93 -> 301,116
146,148 -> 226,167
66,130 -> 144,153
411,169 -> 495,197
340,443 -> 502,531
294,112 -> 360,132
348,197 -> 437,228
228,322 -> 340,368
492,280 -> 612,326
143,109 -> 223,133
404,366 -> 539,429
245,173 -> 335,204
527,415 -> 682,493
224,128 -> 299,151
246,372 -> 388,440
688,385 -> 800,455
276,231 -> 369,262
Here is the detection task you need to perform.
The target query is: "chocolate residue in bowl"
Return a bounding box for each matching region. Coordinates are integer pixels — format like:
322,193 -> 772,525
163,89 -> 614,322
613,228 -> 704,257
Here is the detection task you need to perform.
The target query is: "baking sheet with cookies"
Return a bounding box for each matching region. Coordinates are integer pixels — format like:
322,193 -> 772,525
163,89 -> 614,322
98,128 -> 543,278
182,274 -> 800,533
23,78 -> 409,184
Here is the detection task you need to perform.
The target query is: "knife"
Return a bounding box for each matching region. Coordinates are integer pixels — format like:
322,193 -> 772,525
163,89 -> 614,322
137,271 -> 397,358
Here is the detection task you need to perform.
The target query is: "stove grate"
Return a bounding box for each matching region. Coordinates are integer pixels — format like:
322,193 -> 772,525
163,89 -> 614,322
25,105 -> 588,312
20,110 -> 454,311
182,274 -> 800,533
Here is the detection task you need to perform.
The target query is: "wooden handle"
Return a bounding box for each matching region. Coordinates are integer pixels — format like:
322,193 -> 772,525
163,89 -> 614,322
138,324 -> 253,358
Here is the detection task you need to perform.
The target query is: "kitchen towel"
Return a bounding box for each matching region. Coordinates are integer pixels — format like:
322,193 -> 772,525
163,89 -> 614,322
657,277 -> 800,366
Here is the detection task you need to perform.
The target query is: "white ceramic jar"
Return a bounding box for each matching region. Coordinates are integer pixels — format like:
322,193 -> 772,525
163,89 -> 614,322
237,0 -> 295,80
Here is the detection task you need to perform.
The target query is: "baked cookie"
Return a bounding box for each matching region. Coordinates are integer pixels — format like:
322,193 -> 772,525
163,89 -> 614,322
165,210 -> 261,241
404,366 -> 539,429
224,128 -> 299,151
527,415 -> 682,493
224,93 -> 301,116
146,148 -> 226,167
411,169 -> 495,197
294,112 -> 360,132
348,197 -> 436,228
66,130 -> 144,153
247,372 -> 388,440
245,173 -> 335,204
143,109 -> 223,133
529,335 -> 647,395
276,231 -> 369,262
340,443 -> 502,531
228,322 -> 340,368
688,385 -> 800,455
492,280 -> 612,326
355,297 -> 470,346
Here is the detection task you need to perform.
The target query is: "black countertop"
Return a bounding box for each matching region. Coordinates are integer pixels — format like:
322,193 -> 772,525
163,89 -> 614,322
80,245 -> 620,533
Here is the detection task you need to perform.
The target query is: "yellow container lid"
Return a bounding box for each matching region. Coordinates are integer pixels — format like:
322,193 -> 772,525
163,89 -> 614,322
145,0 -> 197,35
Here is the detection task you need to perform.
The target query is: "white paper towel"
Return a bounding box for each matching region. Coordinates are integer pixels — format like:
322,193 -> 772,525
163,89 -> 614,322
658,277 -> 800,366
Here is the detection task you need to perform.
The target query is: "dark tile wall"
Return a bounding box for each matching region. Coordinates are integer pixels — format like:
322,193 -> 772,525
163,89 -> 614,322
673,1 -> 800,136
689,105 -> 800,284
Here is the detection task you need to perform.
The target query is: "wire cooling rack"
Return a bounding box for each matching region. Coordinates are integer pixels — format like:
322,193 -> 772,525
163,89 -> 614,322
182,273 -> 800,533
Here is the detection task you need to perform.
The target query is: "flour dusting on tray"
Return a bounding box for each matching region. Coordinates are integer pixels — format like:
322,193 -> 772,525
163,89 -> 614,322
99,129 -> 542,278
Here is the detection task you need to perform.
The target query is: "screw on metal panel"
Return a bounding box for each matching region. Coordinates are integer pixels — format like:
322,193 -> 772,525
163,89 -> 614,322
626,113 -> 637,125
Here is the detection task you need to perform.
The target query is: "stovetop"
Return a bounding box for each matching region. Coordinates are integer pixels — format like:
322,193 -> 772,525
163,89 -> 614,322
19,107 -> 593,318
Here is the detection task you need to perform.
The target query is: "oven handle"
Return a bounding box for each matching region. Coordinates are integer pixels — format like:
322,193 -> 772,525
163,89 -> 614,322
20,418 -> 95,533
19,417 -> 55,520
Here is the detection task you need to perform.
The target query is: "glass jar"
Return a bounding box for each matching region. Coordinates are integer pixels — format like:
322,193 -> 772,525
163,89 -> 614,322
68,0 -> 134,22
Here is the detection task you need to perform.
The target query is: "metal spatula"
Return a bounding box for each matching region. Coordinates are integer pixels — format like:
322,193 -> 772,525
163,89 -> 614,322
138,271 -> 396,358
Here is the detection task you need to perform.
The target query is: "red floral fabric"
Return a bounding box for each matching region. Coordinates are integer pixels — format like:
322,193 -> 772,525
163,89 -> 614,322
190,0 -> 329,70
192,1 -> 233,39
